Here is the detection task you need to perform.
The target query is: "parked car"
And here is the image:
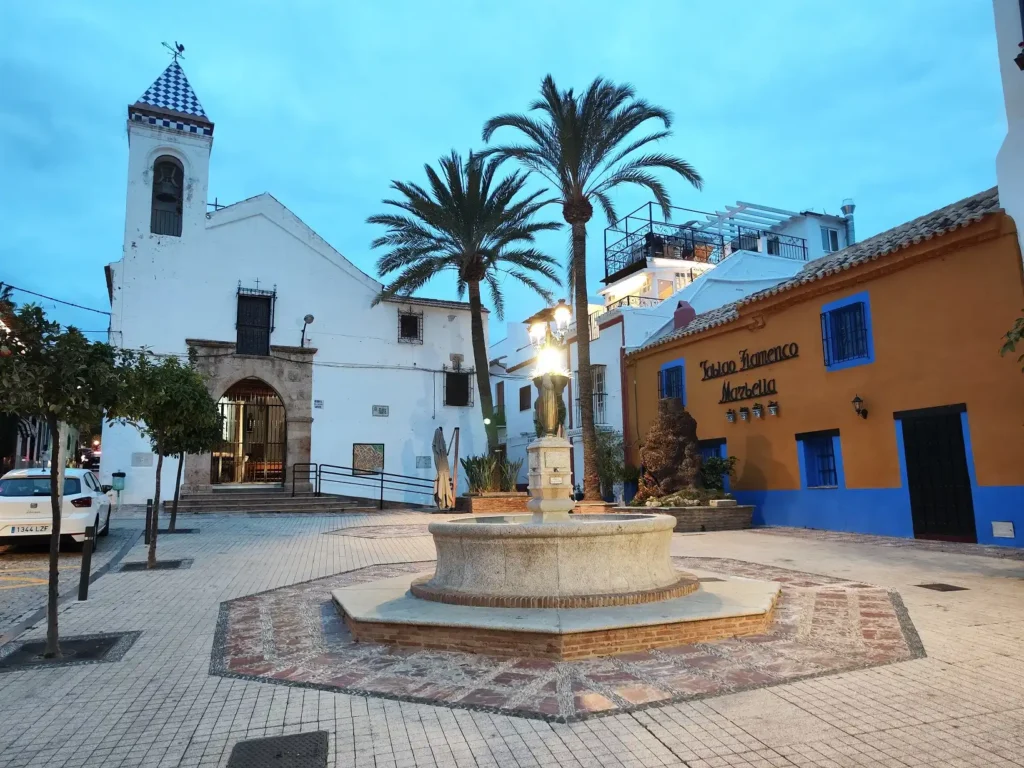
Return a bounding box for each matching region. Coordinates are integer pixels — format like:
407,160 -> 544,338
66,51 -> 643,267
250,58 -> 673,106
0,468 -> 111,549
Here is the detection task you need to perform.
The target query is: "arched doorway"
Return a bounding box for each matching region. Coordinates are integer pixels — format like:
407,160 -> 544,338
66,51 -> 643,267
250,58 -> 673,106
211,378 -> 286,485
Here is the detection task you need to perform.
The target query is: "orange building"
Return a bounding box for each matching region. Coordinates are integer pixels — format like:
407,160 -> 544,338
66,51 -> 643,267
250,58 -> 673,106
625,188 -> 1024,546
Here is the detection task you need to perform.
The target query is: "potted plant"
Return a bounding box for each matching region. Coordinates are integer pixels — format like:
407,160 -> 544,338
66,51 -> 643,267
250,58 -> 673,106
726,409 -> 736,423
767,400 -> 779,416
751,402 -> 764,419
738,407 -> 750,422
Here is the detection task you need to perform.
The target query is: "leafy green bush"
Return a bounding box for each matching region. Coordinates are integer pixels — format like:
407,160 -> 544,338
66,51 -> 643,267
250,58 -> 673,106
700,455 -> 738,491
461,454 -> 498,494
498,457 -> 524,491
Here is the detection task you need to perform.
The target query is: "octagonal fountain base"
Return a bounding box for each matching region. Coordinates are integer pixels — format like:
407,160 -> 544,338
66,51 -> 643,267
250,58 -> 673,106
333,571 -> 780,660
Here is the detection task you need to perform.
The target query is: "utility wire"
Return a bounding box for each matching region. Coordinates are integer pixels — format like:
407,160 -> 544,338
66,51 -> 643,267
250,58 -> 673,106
1,283 -> 111,316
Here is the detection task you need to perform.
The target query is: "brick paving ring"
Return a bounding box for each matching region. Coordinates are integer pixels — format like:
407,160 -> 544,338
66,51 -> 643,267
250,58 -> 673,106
408,572 -> 700,608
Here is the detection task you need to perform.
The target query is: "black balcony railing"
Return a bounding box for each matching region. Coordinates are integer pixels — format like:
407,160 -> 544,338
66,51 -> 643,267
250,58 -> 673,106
604,202 -> 808,282
606,295 -> 662,311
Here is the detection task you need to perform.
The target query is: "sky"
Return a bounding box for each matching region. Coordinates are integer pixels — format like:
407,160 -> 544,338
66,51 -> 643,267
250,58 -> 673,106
0,1 -> 1007,344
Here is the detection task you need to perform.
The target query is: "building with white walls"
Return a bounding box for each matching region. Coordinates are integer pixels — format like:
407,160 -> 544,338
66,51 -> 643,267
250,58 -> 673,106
491,199 -> 854,496
100,60 -> 486,504
994,0 -> 1024,261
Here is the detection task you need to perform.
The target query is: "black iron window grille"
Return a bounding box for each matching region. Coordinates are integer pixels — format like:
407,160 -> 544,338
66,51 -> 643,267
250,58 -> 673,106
821,302 -> 869,366
519,385 -> 532,411
236,283 -> 276,357
398,310 -> 424,344
443,366 -> 474,407
658,365 -> 684,401
799,431 -> 839,488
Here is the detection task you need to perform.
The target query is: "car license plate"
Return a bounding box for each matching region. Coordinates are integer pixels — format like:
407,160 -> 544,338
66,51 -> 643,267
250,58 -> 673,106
10,525 -> 50,534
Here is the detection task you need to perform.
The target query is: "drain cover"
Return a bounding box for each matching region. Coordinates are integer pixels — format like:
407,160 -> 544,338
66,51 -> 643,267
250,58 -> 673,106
121,559 -> 192,572
916,583 -> 968,592
227,731 -> 329,768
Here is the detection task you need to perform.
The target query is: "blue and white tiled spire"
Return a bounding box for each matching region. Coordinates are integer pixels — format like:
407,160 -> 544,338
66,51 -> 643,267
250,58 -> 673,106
129,60 -> 213,136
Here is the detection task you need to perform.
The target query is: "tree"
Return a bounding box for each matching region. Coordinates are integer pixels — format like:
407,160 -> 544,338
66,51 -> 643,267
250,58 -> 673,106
118,352 -> 218,565
1002,313 -> 1024,372
593,429 -> 625,501
368,151 -> 561,452
0,295 -> 126,658
163,380 -> 220,532
482,76 -> 704,499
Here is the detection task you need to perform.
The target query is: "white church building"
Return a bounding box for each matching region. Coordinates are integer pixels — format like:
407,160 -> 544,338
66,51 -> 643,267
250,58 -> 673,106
100,61 -> 487,504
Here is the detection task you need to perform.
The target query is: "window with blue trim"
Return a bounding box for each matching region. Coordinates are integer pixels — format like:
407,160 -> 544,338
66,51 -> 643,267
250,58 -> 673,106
820,292 -> 873,370
659,364 -> 684,401
798,431 -> 839,488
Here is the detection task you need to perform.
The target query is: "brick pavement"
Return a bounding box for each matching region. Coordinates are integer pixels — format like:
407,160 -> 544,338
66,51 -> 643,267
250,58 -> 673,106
0,513 -> 1020,767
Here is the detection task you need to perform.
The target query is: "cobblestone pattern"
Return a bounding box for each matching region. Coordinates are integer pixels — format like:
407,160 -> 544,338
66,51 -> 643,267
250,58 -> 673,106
212,558 -> 920,721
1,514 -> 1021,767
326,524 -> 433,539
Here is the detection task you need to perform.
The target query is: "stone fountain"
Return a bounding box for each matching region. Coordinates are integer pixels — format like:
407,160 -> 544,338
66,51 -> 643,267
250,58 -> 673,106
333,304 -> 779,659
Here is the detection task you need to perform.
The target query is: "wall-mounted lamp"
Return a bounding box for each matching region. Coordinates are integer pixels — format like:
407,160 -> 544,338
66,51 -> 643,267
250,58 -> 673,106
852,394 -> 868,419
483,417 -> 492,426
301,314 -> 315,347
726,409 -> 736,423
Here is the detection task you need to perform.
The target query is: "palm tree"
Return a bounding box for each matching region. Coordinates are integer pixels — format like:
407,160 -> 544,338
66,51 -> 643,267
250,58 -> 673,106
481,76 -> 704,501
369,151 -> 562,451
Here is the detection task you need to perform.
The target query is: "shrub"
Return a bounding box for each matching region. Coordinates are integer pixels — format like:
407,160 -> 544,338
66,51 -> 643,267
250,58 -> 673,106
700,455 -> 738,491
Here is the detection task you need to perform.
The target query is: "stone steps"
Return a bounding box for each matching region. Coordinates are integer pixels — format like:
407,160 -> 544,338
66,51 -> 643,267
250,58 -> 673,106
164,491 -> 370,514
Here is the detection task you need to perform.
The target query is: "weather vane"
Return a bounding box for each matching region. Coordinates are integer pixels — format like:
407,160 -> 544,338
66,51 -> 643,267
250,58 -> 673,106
161,41 -> 185,62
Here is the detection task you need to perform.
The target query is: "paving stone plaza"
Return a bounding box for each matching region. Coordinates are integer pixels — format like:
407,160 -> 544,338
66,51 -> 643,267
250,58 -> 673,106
0,509 -> 1022,767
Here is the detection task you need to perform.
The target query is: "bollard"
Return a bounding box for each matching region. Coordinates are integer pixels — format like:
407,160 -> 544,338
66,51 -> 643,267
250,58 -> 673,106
144,498 -> 153,545
78,525 -> 95,601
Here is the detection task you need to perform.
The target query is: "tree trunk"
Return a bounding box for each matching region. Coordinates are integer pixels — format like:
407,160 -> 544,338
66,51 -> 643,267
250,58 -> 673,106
467,280 -> 498,452
170,454 -> 184,532
148,451 -> 162,568
570,221 -> 602,500
44,417 -> 63,658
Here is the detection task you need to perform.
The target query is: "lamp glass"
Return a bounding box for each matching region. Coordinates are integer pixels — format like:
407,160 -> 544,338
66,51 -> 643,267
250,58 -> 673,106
528,321 -> 547,347
553,304 -> 571,332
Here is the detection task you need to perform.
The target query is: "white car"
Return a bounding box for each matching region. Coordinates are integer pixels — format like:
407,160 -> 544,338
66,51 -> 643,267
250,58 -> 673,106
0,468 -> 112,548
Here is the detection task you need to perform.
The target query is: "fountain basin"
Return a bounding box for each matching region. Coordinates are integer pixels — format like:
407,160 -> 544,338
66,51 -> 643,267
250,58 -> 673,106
414,513 -> 692,608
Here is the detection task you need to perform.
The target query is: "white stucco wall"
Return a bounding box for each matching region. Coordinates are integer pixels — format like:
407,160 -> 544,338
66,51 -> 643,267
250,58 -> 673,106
101,118 -> 486,504
994,0 -> 1024,260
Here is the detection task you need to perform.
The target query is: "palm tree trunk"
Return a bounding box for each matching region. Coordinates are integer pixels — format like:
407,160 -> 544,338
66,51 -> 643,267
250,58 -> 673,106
571,221 -> 602,501
170,453 -> 184,532
44,416 -> 63,658
148,451 -> 162,568
467,280 -> 498,452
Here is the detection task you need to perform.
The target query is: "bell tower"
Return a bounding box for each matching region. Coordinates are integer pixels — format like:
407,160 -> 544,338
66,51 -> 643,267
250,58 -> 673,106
123,59 -> 214,249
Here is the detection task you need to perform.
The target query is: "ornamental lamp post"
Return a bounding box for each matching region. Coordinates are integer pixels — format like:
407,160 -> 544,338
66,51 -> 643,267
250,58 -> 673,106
523,300 -> 575,522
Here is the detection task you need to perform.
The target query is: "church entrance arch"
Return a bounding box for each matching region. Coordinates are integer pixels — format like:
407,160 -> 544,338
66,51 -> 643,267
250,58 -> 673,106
212,378 -> 286,485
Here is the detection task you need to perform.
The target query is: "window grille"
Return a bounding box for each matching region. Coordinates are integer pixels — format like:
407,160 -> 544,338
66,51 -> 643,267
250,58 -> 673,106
821,302 -> 869,366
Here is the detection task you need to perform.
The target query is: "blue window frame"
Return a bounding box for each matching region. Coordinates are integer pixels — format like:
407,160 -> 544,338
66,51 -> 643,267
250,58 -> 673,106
821,291 -> 874,370
796,429 -> 841,489
658,359 -> 685,404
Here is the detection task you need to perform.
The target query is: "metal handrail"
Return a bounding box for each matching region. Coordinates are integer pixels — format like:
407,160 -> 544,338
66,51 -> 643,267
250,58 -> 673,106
291,463 -> 318,497
314,463 -> 435,511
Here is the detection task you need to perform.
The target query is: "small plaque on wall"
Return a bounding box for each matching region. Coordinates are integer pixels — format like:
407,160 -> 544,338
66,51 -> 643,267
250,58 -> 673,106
415,456 -> 432,469
130,452 -> 154,468
992,521 -> 1015,539
372,405 -> 390,417
314,400 -> 324,410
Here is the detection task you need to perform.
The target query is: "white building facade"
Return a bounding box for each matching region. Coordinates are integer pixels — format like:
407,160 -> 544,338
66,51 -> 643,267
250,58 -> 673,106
491,199 -> 854,497
994,0 -> 1024,261
100,61 -> 486,504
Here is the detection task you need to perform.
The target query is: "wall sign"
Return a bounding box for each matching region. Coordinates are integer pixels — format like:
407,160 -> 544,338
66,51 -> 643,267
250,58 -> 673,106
698,341 -> 797,404
700,342 -> 799,381
372,405 -> 389,417
314,399 -> 324,409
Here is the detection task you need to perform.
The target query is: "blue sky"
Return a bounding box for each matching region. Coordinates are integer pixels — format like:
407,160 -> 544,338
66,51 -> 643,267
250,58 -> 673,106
0,1 -> 1006,342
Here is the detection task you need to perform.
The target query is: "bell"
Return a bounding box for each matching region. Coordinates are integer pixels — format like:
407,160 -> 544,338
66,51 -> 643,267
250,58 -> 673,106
154,179 -> 179,203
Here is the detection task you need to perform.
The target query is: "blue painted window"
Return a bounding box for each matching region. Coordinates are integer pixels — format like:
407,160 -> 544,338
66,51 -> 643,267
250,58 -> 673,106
798,430 -> 840,488
658,360 -> 685,404
821,292 -> 873,370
